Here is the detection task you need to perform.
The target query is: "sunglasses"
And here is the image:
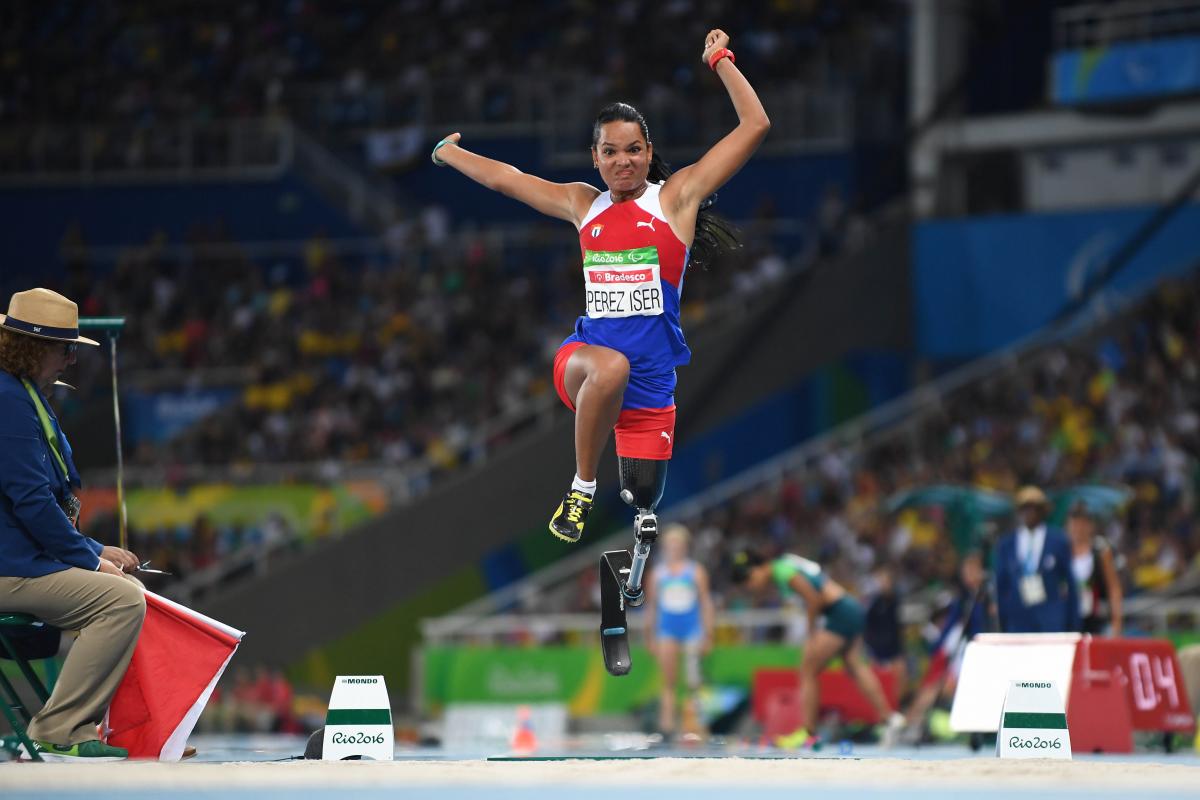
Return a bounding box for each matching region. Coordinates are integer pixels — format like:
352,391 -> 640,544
61,342 -> 77,357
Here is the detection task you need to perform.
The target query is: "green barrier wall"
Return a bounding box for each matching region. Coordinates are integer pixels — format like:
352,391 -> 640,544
421,644 -> 801,715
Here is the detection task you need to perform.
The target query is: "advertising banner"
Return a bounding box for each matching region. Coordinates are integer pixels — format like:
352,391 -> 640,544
422,644 -> 801,715
1053,37 -> 1200,105
914,203 -> 1200,359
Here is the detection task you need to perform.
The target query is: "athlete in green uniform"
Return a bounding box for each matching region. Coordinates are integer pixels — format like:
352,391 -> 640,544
732,551 -> 905,748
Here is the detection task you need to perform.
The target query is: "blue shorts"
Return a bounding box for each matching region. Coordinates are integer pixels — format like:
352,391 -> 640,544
656,615 -> 702,644
558,333 -> 677,410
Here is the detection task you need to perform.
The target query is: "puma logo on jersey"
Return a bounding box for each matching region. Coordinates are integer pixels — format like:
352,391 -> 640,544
637,218 -> 656,232
660,431 -> 672,443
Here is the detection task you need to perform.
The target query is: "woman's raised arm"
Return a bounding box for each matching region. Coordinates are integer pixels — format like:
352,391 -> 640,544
433,132 -> 599,227
662,29 -> 770,215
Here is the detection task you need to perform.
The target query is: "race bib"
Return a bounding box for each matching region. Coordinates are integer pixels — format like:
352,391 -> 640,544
583,246 -> 664,319
661,582 -> 698,614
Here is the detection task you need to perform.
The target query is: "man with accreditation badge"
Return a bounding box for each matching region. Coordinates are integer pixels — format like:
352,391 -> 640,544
992,486 -> 1081,634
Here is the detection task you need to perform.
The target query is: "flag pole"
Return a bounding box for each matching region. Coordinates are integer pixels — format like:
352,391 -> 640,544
80,317 -> 127,551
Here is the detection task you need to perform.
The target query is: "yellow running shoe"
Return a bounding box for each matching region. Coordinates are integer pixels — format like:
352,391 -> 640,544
549,490 -> 593,542
774,727 -> 818,751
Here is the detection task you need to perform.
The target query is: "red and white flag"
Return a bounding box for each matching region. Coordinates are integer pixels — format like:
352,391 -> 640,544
105,591 -> 244,760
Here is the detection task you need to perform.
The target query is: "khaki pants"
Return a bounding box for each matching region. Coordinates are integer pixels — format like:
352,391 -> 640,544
0,568 -> 145,745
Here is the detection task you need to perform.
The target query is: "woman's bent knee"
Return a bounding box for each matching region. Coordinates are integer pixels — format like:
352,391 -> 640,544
589,352 -> 630,395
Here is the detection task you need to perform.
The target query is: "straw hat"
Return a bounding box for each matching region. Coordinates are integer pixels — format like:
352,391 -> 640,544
0,288 -> 99,346
1014,485 -> 1049,509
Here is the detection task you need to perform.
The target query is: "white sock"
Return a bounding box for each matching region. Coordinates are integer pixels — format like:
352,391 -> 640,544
572,474 -> 597,496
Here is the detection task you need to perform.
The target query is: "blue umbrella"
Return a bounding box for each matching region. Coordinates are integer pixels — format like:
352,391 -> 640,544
885,484 -> 1014,517
1050,484 -> 1133,521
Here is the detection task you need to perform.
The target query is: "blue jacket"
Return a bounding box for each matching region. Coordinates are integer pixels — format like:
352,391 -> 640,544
992,525 -> 1081,634
0,370 -> 103,577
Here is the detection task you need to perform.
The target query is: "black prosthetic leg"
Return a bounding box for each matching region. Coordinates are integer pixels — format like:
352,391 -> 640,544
599,457 -> 668,676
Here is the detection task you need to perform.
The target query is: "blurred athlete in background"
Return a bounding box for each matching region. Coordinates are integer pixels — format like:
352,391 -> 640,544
733,550 -> 906,749
644,524 -> 714,740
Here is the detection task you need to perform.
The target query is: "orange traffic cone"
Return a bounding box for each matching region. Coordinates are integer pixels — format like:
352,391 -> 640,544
510,705 -> 538,755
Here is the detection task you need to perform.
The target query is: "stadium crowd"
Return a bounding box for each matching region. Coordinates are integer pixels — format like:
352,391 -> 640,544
46,212 -> 802,477
2,0 -> 903,127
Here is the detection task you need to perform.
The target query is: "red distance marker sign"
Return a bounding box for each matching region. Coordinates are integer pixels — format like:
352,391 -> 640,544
1075,637 -> 1196,732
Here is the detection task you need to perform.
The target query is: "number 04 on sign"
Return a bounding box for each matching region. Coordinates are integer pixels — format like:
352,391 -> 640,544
997,680 -> 1072,760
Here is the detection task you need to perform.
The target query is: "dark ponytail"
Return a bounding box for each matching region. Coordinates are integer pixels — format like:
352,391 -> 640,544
592,102 -> 740,270
729,548 -> 767,585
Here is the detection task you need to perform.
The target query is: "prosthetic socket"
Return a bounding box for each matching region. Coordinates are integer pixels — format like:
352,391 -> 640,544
617,456 -> 668,604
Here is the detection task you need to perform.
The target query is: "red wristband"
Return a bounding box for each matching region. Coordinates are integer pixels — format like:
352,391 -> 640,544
708,47 -> 735,71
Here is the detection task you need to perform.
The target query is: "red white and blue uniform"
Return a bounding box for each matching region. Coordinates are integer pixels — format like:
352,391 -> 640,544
552,181 -> 687,460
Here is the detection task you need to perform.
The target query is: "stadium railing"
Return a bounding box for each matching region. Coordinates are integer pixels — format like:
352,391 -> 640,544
421,605 -> 935,647
1055,0 -> 1200,50
419,593 -> 1200,646
0,78 -> 872,186
284,76 -> 872,164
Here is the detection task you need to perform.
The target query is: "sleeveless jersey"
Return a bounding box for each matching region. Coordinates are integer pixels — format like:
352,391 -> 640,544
771,554 -> 827,600
567,182 -> 691,401
654,559 -> 703,641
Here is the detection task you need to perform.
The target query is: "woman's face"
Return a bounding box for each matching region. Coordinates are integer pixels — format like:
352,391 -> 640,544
745,563 -> 773,595
663,533 -> 687,561
592,121 -> 651,194
1067,514 -> 1094,545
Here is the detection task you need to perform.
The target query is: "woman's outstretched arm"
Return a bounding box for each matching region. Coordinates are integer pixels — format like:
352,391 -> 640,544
663,29 -> 770,214
434,132 -> 599,227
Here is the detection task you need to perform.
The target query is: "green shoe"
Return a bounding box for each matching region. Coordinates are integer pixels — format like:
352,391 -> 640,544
549,490 -> 593,543
34,739 -> 128,762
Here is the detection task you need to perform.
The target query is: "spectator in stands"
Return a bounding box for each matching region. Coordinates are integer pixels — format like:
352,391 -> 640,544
0,288 -> 143,761
992,486 -> 1080,634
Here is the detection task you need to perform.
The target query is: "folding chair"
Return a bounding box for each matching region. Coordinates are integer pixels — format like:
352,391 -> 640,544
0,613 -> 57,762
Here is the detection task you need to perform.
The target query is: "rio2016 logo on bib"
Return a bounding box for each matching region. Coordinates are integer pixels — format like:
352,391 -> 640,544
583,247 -> 664,319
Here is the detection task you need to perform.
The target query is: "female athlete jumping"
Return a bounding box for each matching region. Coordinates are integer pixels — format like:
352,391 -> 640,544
432,29 -> 769,542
